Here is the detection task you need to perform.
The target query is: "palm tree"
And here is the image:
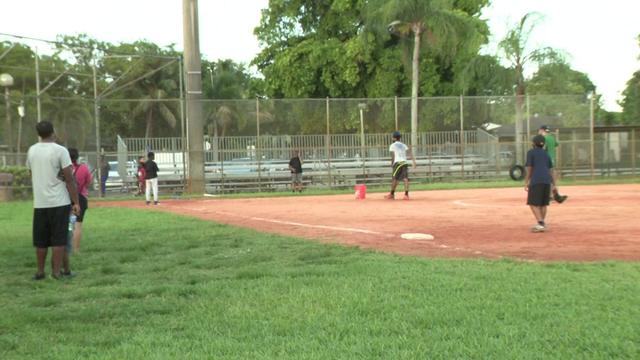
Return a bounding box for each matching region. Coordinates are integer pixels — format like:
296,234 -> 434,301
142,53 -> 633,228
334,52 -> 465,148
132,87 -> 177,138
498,12 -> 558,163
205,102 -> 275,137
203,59 -> 254,138
205,104 -> 242,138
369,0 -> 484,148
213,105 -> 234,138
204,102 -> 273,161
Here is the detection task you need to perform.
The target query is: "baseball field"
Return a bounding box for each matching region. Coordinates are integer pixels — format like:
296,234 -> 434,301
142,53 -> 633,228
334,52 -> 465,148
1,183 -> 639,359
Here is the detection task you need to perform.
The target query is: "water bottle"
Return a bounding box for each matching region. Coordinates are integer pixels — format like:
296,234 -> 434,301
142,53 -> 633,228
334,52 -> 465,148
69,214 -> 77,232
67,214 -> 77,253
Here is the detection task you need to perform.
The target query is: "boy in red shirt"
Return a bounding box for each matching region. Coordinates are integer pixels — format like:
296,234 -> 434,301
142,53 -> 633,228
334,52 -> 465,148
136,156 -> 146,195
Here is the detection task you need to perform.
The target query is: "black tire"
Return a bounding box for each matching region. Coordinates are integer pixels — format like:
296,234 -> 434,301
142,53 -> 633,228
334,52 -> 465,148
509,165 -> 526,181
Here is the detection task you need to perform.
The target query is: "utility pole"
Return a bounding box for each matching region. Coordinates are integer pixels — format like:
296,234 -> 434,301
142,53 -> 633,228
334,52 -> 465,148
183,0 -> 205,193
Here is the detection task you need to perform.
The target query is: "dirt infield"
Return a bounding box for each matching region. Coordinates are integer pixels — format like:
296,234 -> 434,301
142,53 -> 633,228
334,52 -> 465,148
99,184 -> 640,262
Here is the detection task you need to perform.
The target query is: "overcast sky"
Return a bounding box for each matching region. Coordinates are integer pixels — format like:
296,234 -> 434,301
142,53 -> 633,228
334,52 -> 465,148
1,0 -> 638,111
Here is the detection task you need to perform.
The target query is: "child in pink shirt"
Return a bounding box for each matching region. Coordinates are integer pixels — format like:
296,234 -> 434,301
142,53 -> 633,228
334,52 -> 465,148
68,148 -> 92,254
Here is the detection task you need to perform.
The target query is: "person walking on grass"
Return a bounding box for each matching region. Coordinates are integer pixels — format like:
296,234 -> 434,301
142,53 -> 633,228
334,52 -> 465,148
144,151 -> 159,205
288,149 -> 304,193
26,121 -> 80,280
68,148 -> 92,254
99,155 -> 109,196
385,131 -> 417,200
525,134 -> 554,232
538,125 -> 568,203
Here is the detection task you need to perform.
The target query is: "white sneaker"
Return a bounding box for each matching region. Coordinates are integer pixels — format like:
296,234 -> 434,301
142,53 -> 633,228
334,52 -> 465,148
531,224 -> 546,233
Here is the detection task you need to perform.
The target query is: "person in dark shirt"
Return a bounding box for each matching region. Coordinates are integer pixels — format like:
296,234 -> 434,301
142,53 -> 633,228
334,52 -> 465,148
288,150 -> 303,193
99,155 -> 109,196
144,152 -> 160,205
524,135 -> 554,232
538,125 -> 567,203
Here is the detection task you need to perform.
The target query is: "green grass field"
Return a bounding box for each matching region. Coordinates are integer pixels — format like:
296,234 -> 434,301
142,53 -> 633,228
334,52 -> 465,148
1,201 -> 639,359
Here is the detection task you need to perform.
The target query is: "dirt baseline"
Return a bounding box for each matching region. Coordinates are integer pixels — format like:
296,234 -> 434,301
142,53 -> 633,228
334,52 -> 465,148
100,184 -> 640,262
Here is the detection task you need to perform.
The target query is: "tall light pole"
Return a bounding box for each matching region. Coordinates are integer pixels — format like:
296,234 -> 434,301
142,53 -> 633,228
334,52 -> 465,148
17,101 -> 25,157
358,103 -> 367,156
0,73 -> 14,154
358,103 -> 367,179
207,64 -> 220,161
183,0 -> 205,193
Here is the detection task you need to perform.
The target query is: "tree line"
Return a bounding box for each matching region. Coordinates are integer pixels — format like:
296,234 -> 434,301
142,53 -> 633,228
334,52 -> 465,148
0,0 -> 638,151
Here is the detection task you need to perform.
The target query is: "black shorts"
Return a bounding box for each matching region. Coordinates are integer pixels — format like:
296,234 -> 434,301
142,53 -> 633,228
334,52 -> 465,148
527,183 -> 551,206
33,204 -> 71,248
76,195 -> 88,222
392,162 -> 409,181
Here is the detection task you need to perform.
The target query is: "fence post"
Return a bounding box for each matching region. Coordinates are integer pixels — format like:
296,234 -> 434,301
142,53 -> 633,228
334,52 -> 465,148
358,103 -> 367,182
590,93 -> 595,179
632,129 -> 636,177
394,96 -> 398,131
495,141 -> 500,177
604,132 -> 609,177
92,59 -> 103,198
571,130 -> 577,181
515,94 -> 525,167
428,141 -> 432,182
178,57 -> 187,192
556,129 -> 561,179
35,48 -> 42,122
526,94 -> 531,143
459,95 -> 464,179
326,97 -> 332,188
256,97 -> 261,192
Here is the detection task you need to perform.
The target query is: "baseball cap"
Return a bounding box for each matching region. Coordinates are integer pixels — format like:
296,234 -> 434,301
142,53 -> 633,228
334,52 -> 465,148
533,134 -> 546,146
392,131 -> 401,138
539,125 -> 551,131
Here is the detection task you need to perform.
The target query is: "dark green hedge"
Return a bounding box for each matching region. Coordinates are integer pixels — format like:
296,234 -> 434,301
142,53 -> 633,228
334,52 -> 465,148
0,166 -> 32,200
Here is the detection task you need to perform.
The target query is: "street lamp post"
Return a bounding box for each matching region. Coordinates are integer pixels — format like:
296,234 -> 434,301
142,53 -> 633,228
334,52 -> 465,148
0,73 -> 14,154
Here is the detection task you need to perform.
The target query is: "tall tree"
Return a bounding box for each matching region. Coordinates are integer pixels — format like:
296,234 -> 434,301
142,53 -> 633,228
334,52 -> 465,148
620,71 -> 640,125
253,0 -> 379,98
203,59 -> 251,100
498,12 -> 559,162
252,0 -> 408,136
526,60 -> 598,127
456,54 -> 514,97
620,35 -> 640,125
101,41 -> 182,139
0,41 -> 37,153
527,61 -> 595,95
254,0 -> 490,136
367,0 -> 487,146
131,88 -> 178,138
202,59 -> 253,138
40,94 -> 93,148
57,34 -> 110,98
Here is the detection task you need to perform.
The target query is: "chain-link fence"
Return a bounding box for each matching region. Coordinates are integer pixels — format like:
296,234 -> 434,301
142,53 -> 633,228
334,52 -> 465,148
2,93 -> 639,197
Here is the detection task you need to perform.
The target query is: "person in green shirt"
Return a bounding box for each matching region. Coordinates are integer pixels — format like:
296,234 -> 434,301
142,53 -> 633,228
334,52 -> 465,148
538,125 -> 567,203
